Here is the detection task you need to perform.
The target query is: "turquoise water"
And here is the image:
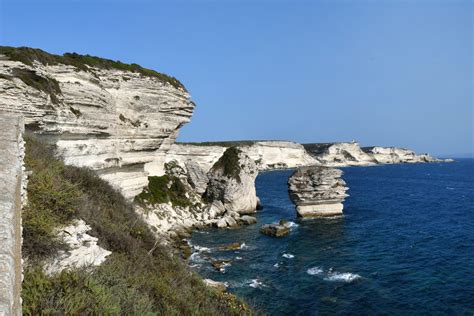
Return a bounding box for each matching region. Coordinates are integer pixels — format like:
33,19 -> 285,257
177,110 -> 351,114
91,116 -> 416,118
189,160 -> 474,315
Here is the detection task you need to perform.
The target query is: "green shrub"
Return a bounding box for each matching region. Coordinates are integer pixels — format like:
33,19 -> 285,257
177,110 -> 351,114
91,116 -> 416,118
23,136 -> 82,261
135,175 -> 191,208
210,146 -> 243,182
22,135 -> 253,315
0,46 -> 185,90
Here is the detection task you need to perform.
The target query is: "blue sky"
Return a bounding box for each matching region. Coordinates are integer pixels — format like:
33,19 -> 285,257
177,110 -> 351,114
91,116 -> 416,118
1,0 -> 472,156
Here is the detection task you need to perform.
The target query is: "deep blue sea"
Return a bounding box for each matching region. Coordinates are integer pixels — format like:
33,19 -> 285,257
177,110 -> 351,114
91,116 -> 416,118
190,160 -> 474,315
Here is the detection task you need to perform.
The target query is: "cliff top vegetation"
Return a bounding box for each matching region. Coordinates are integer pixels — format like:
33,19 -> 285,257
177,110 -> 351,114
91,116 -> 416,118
0,46 -> 185,90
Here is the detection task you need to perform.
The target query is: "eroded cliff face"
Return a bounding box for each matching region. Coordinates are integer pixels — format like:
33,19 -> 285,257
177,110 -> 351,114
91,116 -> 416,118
304,142 -> 443,167
136,149 -> 259,239
0,49 -> 194,199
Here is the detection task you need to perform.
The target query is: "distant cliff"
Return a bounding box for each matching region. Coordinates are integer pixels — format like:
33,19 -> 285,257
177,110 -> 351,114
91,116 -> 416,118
304,142 -> 448,167
0,46 -> 194,199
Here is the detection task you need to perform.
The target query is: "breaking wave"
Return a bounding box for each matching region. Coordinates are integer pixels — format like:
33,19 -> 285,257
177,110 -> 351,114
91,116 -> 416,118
306,267 -> 323,275
324,272 -> 361,283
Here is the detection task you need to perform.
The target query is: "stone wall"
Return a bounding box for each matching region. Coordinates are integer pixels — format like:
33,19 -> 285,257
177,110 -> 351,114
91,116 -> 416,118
0,113 -> 25,316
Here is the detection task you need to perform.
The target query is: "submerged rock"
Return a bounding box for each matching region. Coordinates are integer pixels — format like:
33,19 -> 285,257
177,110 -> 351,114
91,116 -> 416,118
218,242 -> 242,251
260,221 -> 291,237
211,259 -> 232,271
288,166 -> 348,217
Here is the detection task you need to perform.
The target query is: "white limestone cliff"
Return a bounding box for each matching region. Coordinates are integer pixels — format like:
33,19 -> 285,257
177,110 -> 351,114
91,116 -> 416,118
136,149 -> 259,239
160,141 -> 318,174
0,51 -> 194,199
362,146 -> 441,164
304,142 -> 445,167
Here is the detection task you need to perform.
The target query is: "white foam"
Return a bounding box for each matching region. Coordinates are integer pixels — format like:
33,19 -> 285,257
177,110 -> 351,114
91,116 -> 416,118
282,253 -> 295,259
240,243 -> 249,250
193,245 -> 211,252
235,256 -> 243,260
248,279 -> 265,288
273,262 -> 280,268
189,252 -> 206,263
189,263 -> 202,269
286,221 -> 299,228
324,272 -> 361,283
217,263 -> 231,273
307,267 -> 323,275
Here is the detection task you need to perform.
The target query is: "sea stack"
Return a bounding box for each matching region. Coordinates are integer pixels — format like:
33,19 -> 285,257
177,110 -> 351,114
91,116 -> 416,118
288,166 -> 348,217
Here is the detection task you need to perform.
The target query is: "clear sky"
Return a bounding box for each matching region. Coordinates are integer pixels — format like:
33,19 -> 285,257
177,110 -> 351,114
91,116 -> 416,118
1,0 -> 472,156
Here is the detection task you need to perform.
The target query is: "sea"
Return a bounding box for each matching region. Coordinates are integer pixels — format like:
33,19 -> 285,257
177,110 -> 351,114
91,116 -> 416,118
189,159 -> 474,315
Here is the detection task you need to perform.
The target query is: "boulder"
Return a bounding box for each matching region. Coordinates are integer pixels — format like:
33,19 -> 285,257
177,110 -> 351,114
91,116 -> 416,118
211,259 -> 232,271
205,201 -> 226,219
260,223 -> 290,237
216,218 -> 228,228
185,160 -> 209,195
239,215 -> 257,225
218,242 -> 241,251
225,216 -> 238,227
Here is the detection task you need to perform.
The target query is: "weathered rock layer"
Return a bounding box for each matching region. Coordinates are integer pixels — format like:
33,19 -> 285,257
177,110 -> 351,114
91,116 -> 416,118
288,166 -> 348,217
0,47 -> 195,199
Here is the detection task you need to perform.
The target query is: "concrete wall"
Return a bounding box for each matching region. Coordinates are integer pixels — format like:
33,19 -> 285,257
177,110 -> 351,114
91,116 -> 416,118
0,113 -> 25,316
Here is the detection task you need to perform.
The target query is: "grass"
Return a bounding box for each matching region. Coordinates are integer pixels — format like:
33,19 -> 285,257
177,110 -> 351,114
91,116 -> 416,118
22,134 -> 253,315
0,46 -> 186,90
22,136 -> 82,261
210,147 -> 243,182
